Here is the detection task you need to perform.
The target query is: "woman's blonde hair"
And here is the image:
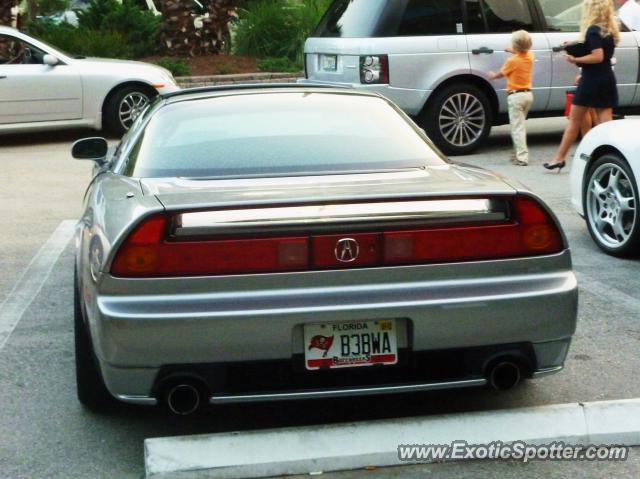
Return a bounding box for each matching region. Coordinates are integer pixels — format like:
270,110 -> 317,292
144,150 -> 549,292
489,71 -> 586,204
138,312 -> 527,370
512,30 -> 532,53
580,0 -> 620,45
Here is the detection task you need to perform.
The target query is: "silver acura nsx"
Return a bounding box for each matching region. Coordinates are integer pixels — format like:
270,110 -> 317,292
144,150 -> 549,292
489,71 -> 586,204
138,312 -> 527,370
73,85 -> 578,415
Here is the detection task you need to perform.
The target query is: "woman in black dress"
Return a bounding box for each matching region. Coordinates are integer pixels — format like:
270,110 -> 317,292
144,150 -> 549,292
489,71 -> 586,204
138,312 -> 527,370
545,0 -> 620,171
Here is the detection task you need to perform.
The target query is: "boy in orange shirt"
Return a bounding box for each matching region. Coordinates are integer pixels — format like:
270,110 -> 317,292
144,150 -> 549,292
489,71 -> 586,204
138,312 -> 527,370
488,30 -> 534,166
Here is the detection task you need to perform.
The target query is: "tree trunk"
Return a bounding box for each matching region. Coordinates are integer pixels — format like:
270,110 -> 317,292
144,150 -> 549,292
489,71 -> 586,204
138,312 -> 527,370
157,0 -> 237,56
26,0 -> 38,22
0,0 -> 18,27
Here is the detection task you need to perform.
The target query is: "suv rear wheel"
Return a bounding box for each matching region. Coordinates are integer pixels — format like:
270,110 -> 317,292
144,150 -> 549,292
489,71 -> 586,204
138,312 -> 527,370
420,83 -> 492,156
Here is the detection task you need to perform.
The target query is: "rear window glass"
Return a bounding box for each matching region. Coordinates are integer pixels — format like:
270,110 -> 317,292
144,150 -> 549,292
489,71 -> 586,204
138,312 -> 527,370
398,0 -> 464,36
313,0 -> 465,37
312,0 -> 394,38
538,0 -> 582,32
122,92 -> 444,178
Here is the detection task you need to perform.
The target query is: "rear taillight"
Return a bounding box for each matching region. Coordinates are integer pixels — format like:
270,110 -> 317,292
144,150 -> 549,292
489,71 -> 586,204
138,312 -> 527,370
110,196 -> 564,278
111,215 -> 309,277
360,55 -> 389,84
384,197 -> 563,265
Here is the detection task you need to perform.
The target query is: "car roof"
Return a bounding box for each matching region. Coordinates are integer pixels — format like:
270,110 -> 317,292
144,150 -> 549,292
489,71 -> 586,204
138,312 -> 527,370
161,83 -> 384,105
0,26 -> 19,35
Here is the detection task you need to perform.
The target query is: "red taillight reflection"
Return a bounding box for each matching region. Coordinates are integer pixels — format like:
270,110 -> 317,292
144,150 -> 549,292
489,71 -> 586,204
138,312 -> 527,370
110,197 -> 564,278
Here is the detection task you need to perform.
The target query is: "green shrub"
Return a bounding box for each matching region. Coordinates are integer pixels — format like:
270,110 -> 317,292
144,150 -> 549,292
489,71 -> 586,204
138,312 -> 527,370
80,30 -> 131,58
234,1 -> 296,59
28,0 -> 161,59
75,0 -> 119,30
289,0 -> 332,64
77,0 -> 161,58
155,57 -> 191,77
258,56 -> 301,73
28,20 -> 133,58
37,0 -> 71,16
216,64 -> 235,75
234,0 -> 331,66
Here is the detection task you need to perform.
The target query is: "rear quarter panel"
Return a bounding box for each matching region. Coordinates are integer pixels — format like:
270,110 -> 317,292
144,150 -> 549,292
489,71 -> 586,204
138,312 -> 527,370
77,172 -> 163,324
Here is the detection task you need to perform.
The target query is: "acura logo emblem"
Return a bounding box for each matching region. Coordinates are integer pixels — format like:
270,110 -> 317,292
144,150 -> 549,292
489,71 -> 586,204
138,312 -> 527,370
335,238 -> 359,263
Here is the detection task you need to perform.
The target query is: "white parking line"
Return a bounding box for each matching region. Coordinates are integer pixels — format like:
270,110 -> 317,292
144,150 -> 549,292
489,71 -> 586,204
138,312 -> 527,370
0,220 -> 76,352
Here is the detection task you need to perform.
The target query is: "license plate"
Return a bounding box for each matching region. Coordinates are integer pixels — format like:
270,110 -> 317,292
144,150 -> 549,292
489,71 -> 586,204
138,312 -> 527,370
320,54 -> 337,71
304,320 -> 398,370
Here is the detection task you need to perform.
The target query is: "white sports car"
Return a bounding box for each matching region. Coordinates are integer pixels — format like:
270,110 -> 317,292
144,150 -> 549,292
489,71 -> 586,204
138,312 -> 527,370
570,120 -> 640,257
0,26 -> 179,136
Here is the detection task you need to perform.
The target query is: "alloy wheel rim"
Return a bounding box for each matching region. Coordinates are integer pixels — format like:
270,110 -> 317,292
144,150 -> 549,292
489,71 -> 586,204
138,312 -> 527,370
587,163 -> 637,249
118,92 -> 149,130
439,93 -> 486,148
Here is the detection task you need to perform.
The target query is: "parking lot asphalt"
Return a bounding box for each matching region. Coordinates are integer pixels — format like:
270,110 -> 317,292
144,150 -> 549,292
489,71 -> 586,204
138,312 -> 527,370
0,120 -> 638,478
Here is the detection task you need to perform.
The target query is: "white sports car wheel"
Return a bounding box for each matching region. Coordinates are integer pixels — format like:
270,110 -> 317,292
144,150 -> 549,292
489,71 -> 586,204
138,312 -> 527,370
584,154 -> 640,257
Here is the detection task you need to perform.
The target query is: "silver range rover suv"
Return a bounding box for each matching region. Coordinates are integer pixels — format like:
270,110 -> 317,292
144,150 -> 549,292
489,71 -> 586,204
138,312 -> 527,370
302,0 -> 640,155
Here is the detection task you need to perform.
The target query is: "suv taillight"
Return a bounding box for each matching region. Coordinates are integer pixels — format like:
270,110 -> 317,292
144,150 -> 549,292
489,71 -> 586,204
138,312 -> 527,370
360,55 -> 389,84
110,196 -> 564,278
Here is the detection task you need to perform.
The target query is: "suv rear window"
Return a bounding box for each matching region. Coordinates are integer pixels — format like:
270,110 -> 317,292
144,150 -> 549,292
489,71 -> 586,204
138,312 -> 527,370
312,0 -> 464,37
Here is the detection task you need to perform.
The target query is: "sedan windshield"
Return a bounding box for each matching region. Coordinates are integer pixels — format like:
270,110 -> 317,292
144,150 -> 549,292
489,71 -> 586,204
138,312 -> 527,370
122,92 -> 445,178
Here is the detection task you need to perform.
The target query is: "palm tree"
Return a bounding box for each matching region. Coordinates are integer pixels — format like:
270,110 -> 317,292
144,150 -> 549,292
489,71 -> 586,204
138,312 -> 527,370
156,0 -> 237,55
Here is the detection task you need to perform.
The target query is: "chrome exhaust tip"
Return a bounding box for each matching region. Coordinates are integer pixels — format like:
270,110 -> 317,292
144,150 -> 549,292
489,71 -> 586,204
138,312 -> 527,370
166,383 -> 201,416
488,361 -> 522,391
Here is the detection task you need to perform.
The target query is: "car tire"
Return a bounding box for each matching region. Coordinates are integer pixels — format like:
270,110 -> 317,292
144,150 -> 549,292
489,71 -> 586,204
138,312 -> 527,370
74,268 -> 115,412
104,85 -> 155,136
420,83 -> 492,156
583,153 -> 640,257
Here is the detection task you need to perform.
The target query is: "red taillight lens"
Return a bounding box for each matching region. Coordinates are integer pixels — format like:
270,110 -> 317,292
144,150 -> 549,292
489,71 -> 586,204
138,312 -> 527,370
360,55 -> 389,84
110,215 -> 166,275
383,197 -> 563,265
384,197 -> 563,265
110,197 -> 563,278
111,215 -> 310,277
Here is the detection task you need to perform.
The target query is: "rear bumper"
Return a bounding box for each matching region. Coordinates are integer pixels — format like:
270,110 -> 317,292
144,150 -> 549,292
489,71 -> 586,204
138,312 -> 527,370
89,254 -> 578,402
106,339 -> 571,406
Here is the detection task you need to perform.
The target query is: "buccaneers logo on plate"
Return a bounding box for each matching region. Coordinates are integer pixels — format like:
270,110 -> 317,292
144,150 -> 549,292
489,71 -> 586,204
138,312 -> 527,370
308,335 -> 334,357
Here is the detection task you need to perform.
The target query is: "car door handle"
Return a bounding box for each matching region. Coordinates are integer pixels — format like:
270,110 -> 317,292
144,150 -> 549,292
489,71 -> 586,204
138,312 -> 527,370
472,47 -> 494,55
0,75 -> 6,79
552,45 -> 565,52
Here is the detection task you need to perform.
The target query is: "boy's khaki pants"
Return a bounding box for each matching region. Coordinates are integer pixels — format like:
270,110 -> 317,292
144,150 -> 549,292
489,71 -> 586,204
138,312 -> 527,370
507,91 -> 534,164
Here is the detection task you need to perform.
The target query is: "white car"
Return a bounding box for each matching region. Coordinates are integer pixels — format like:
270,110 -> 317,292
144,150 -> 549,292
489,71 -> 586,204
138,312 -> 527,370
570,120 -> 640,257
0,26 -> 179,135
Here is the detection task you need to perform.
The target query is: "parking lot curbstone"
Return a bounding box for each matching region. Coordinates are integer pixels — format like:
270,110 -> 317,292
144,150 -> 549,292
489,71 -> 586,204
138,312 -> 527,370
176,72 -> 302,89
144,398 -> 640,478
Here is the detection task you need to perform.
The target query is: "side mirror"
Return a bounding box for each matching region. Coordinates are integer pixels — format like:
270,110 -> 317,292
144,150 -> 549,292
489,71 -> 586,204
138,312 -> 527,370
43,54 -> 59,67
72,137 -> 109,161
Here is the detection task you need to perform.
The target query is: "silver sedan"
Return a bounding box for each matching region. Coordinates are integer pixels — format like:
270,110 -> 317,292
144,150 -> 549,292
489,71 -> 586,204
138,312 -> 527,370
0,26 -> 179,136
73,85 -> 578,415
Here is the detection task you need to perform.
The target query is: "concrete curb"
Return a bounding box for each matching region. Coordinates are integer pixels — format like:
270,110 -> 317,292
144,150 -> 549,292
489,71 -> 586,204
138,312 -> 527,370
144,398 -> 640,478
176,72 -> 302,88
